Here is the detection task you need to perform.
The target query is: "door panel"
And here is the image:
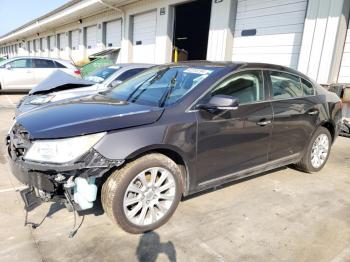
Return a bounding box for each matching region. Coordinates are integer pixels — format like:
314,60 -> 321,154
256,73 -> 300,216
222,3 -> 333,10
196,102 -> 273,184
1,59 -> 36,89
195,70 -> 272,185
267,70 -> 320,161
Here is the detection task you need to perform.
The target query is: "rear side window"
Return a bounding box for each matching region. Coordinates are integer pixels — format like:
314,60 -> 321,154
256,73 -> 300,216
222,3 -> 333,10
301,78 -> 315,96
269,71 -> 303,99
115,68 -> 146,82
54,61 -> 66,68
211,70 -> 264,105
33,59 -> 56,68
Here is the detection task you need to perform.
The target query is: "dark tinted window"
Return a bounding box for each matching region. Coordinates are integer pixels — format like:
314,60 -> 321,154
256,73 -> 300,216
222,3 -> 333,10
115,68 -> 146,82
54,61 -> 66,68
9,59 -> 32,68
270,71 -> 302,99
301,78 -> 314,96
211,70 -> 264,104
33,59 -> 56,68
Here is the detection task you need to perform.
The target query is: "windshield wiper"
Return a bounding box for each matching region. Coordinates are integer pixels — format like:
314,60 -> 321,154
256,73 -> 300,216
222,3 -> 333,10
159,71 -> 178,107
126,67 -> 170,103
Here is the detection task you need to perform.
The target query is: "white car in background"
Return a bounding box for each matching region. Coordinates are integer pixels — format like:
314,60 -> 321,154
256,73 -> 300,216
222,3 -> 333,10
0,57 -> 81,91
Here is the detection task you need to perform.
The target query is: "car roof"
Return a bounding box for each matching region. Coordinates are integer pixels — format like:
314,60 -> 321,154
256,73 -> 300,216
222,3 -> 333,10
164,60 -> 312,82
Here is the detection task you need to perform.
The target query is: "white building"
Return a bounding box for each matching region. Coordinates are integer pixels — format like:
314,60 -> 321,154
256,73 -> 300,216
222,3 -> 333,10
0,0 -> 349,85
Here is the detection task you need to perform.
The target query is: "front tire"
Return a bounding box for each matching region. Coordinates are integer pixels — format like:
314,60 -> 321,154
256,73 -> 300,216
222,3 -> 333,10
101,153 -> 183,234
295,126 -> 332,173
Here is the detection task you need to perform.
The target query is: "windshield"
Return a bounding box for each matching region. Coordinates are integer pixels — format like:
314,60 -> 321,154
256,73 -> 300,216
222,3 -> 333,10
84,66 -> 119,83
0,59 -> 9,67
106,66 -> 219,107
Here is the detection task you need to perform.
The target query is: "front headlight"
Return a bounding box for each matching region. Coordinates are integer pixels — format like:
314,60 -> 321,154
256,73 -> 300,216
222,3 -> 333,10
29,95 -> 55,105
24,132 -> 106,164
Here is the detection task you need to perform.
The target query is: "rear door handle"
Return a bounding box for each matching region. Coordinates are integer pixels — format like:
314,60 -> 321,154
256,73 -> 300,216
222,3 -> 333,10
308,109 -> 319,115
257,120 -> 272,126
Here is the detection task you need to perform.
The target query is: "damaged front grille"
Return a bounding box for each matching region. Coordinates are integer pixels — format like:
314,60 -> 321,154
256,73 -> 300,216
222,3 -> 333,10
8,123 -> 31,160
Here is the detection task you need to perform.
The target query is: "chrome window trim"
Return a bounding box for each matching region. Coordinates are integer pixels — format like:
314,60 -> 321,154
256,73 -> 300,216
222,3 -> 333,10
186,67 -> 317,113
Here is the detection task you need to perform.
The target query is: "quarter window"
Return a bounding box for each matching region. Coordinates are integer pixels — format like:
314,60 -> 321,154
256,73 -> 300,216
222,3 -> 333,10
211,71 -> 264,105
270,71 -> 303,99
301,78 -> 315,96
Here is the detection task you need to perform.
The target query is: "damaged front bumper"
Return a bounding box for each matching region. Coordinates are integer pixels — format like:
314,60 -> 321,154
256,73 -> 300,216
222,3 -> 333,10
7,135 -> 124,210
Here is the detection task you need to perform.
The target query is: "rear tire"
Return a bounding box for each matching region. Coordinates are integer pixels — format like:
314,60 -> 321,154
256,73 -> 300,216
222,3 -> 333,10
101,153 -> 183,234
295,126 -> 332,173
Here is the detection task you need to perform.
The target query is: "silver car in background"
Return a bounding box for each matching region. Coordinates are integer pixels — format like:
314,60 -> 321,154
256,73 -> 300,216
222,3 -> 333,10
16,63 -> 153,115
0,57 -> 81,91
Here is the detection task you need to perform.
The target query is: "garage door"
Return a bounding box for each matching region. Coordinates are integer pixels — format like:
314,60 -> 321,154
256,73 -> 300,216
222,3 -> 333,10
29,40 -> 34,56
48,35 -> 55,57
41,37 -> 48,55
35,39 -> 41,56
338,17 -> 350,83
232,0 -> 308,69
132,11 -> 157,63
58,32 -> 69,59
71,30 -> 80,51
86,25 -> 98,55
105,20 -> 122,48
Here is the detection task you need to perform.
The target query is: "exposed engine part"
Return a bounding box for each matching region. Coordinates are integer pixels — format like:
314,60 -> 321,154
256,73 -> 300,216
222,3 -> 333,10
54,173 -> 66,182
34,188 -> 52,202
64,176 -> 75,189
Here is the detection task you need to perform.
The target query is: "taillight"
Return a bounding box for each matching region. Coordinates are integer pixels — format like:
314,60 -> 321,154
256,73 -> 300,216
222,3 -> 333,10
74,69 -> 81,75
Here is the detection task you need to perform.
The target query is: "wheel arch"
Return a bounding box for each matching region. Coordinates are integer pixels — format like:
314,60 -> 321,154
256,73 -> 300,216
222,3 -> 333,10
320,120 -> 335,143
124,144 -> 191,196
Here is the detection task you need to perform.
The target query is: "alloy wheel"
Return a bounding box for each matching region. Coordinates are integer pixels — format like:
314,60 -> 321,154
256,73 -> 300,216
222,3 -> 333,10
123,167 -> 176,226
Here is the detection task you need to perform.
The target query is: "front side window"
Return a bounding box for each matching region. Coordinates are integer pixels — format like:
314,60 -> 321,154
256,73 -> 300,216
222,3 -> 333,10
211,70 -> 264,105
301,78 -> 315,96
107,66 -> 219,107
9,59 -> 31,68
270,71 -> 302,99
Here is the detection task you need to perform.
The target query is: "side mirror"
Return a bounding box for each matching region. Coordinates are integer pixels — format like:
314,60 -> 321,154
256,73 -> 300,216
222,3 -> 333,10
197,95 -> 239,111
109,80 -> 122,88
5,64 -> 12,70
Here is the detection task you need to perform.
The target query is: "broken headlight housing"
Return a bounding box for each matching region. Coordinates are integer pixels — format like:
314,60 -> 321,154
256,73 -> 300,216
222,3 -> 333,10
24,132 -> 106,164
29,95 -> 55,105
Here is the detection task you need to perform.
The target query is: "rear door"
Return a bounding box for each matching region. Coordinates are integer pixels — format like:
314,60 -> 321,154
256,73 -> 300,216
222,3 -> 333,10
266,70 -> 319,161
1,59 -> 36,89
32,59 -> 58,84
195,70 -> 273,185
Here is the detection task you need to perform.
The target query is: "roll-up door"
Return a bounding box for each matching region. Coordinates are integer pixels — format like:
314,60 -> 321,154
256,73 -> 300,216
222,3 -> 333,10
232,0 -> 308,69
105,20 -> 122,48
86,25 -> 98,56
71,30 -> 80,51
48,35 -> 56,57
58,32 -> 69,59
132,11 -> 157,63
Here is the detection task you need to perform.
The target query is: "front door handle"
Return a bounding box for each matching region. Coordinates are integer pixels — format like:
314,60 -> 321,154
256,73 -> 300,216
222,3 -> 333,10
257,120 -> 272,126
308,109 -> 319,115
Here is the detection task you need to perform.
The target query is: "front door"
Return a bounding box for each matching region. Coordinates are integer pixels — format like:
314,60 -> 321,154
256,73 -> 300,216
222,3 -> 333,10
2,59 -> 36,89
195,70 -> 273,185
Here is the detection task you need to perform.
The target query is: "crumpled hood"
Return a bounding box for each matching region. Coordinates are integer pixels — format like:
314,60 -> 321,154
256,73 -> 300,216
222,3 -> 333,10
29,70 -> 94,95
16,95 -> 164,139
